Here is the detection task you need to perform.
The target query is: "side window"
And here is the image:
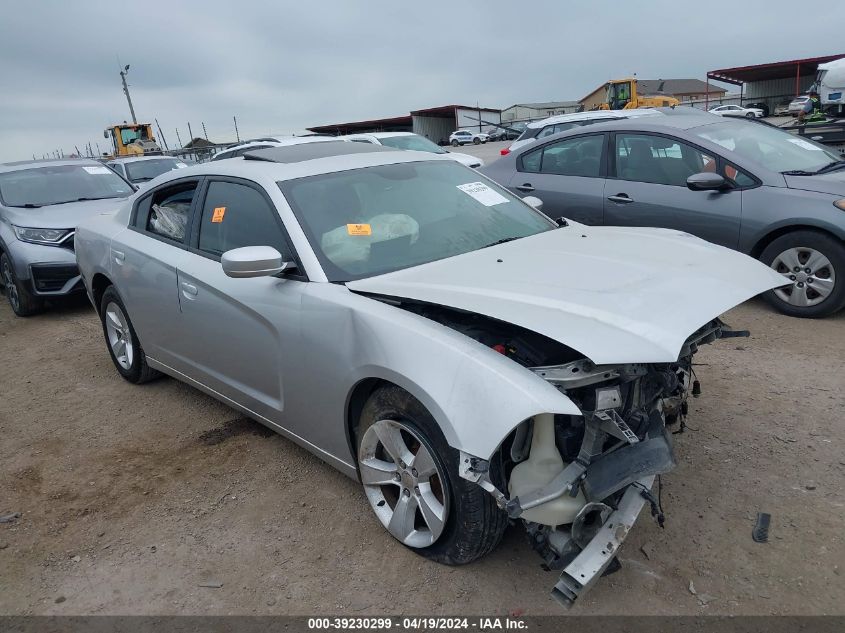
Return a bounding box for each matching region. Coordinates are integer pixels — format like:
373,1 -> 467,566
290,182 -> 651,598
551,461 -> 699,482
197,181 -> 290,258
537,125 -> 557,139
145,182 -> 197,242
615,134 -> 715,187
520,135 -> 604,178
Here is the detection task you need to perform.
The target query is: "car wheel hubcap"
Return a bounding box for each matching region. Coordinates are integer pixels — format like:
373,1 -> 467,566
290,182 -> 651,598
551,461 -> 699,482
359,419 -> 448,548
105,302 -> 134,370
2,261 -> 20,311
771,247 -> 835,307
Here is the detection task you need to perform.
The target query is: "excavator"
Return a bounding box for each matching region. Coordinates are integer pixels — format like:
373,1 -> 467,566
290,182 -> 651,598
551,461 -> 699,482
596,79 -> 680,111
103,122 -> 161,157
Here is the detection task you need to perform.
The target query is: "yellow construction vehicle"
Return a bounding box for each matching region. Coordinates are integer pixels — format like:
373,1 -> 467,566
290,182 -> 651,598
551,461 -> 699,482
103,122 -> 161,157
597,79 -> 680,111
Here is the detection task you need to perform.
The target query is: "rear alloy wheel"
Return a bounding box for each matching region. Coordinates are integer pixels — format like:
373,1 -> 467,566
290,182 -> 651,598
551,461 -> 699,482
0,253 -> 43,317
451,140 -> 460,147
356,385 -> 507,564
473,137 -> 481,145
746,112 -> 755,118
99,286 -> 160,383
761,231 -> 845,318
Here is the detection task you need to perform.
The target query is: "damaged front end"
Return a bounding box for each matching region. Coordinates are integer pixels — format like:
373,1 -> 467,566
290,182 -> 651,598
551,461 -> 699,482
460,319 -> 746,606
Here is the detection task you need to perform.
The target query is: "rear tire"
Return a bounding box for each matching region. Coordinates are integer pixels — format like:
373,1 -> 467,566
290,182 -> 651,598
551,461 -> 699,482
746,112 -> 755,118
355,385 -> 507,565
760,231 -> 845,318
451,140 -> 459,147
1,253 -> 43,317
99,286 -> 161,383
473,138 -> 481,145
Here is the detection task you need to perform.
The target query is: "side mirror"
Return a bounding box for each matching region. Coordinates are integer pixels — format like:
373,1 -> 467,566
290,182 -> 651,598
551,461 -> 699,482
103,130 -> 109,139
687,172 -> 729,192
221,246 -> 294,278
522,195 -> 544,211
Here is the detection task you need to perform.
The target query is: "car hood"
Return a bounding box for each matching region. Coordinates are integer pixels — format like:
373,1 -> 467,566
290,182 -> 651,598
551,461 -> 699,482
783,171 -> 845,196
446,152 -> 484,167
347,225 -> 786,365
3,197 -> 127,230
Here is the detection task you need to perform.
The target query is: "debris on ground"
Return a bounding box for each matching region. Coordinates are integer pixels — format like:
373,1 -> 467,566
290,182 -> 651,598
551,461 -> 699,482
0,512 -> 21,523
752,512 -> 771,543
198,581 -> 223,588
697,594 -> 716,606
640,543 -> 654,560
54,596 -> 66,604
688,580 -> 697,595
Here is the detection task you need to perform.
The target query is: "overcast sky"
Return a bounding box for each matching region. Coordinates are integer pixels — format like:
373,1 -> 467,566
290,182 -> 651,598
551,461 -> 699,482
1,0 -> 843,161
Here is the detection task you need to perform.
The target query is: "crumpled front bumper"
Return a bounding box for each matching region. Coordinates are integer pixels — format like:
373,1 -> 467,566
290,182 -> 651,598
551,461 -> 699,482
551,475 -> 654,606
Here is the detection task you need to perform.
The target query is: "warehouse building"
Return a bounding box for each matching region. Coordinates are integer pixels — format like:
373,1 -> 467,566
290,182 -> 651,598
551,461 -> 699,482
308,104 -> 501,145
500,101 -> 581,122
706,53 -> 845,112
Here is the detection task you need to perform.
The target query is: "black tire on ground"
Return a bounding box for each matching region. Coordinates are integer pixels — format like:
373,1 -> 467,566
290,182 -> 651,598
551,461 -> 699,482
0,253 -> 43,317
473,137 -> 481,145
451,140 -> 459,147
759,230 -> 845,318
746,112 -> 755,118
99,286 -> 161,383
355,385 -> 508,565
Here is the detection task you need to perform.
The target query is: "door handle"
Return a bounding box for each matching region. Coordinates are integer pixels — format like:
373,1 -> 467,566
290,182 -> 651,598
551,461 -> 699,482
607,194 -> 633,203
180,282 -> 198,297
113,250 -> 125,265
515,183 -> 535,192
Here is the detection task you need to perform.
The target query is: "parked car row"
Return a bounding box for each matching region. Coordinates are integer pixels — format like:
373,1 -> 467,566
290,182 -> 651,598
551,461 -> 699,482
0,112 -> 842,607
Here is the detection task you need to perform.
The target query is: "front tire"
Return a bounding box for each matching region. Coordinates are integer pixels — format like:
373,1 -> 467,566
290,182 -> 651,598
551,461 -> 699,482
473,137 -> 481,145
760,231 -> 845,318
355,385 -> 507,565
746,112 -> 755,118
99,286 -> 161,383
0,253 -> 43,317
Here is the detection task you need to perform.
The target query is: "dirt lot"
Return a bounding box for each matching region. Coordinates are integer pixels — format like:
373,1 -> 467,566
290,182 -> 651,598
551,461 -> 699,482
1,290 -> 843,616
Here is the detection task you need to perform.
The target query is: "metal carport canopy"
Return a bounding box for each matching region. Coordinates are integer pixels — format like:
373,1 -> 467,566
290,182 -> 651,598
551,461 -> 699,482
708,54 -> 845,85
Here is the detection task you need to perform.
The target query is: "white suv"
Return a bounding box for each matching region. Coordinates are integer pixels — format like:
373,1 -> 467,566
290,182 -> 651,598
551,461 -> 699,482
449,130 -> 489,146
343,132 -> 483,168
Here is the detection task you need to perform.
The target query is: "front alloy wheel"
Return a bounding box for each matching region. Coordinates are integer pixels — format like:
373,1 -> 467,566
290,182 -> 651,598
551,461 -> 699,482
0,253 -> 43,316
359,419 -> 448,548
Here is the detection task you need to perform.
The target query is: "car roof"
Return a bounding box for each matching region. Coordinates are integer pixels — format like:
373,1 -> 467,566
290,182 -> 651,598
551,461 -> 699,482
153,143 -> 455,185
515,111 -> 729,145
526,108 -> 662,129
346,132 -> 414,139
214,136 -> 343,158
0,158 -> 105,174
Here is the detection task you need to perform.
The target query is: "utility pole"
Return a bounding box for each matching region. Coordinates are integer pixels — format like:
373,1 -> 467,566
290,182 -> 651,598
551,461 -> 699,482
201,122 -> 208,141
175,128 -> 183,148
187,122 -> 194,142
155,118 -> 169,150
119,64 -> 138,124
233,116 -> 240,143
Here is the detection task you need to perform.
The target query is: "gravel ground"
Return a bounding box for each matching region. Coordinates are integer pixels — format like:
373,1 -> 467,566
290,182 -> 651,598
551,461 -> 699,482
1,148 -> 844,615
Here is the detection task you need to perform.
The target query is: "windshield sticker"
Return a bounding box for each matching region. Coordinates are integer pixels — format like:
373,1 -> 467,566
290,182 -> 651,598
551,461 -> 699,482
176,162 -> 188,168
83,165 -> 112,175
786,138 -> 824,151
211,207 -> 226,223
457,182 -> 509,206
347,223 -> 372,236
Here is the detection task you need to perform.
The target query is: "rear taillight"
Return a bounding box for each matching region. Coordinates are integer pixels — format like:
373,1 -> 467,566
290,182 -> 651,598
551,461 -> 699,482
500,148 -> 510,156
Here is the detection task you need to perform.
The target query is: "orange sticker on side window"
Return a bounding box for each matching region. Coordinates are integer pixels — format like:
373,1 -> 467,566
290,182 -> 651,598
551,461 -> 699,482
346,223 -> 372,236
211,207 -> 226,223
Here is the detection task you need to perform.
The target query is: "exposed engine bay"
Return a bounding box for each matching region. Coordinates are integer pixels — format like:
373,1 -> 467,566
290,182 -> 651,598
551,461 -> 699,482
389,297 -> 746,606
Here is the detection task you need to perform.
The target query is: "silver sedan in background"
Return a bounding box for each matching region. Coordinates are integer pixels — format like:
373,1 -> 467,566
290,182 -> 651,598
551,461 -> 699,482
74,142 -> 782,605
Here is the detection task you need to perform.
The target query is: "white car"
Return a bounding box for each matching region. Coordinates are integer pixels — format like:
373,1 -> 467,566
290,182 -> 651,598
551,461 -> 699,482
105,156 -> 189,188
343,132 -> 483,168
503,109 -> 663,155
708,104 -> 764,118
449,130 -> 489,146
212,136 -> 342,161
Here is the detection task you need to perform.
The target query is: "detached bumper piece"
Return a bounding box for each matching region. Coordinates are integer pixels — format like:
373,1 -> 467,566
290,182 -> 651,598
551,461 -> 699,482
552,475 -> 654,607
29,264 -> 83,295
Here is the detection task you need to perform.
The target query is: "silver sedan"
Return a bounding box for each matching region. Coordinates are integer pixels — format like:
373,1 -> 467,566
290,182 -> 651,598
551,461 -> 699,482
74,141 -> 783,605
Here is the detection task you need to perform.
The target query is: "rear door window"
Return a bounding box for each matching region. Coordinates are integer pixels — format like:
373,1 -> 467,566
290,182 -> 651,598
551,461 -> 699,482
519,134 -> 605,178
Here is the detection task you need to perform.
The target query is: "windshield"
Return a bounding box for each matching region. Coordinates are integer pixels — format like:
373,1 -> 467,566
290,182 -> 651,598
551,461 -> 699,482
124,158 -> 186,182
693,121 -> 841,173
377,135 -> 446,154
0,164 -> 134,207
280,161 -> 553,282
